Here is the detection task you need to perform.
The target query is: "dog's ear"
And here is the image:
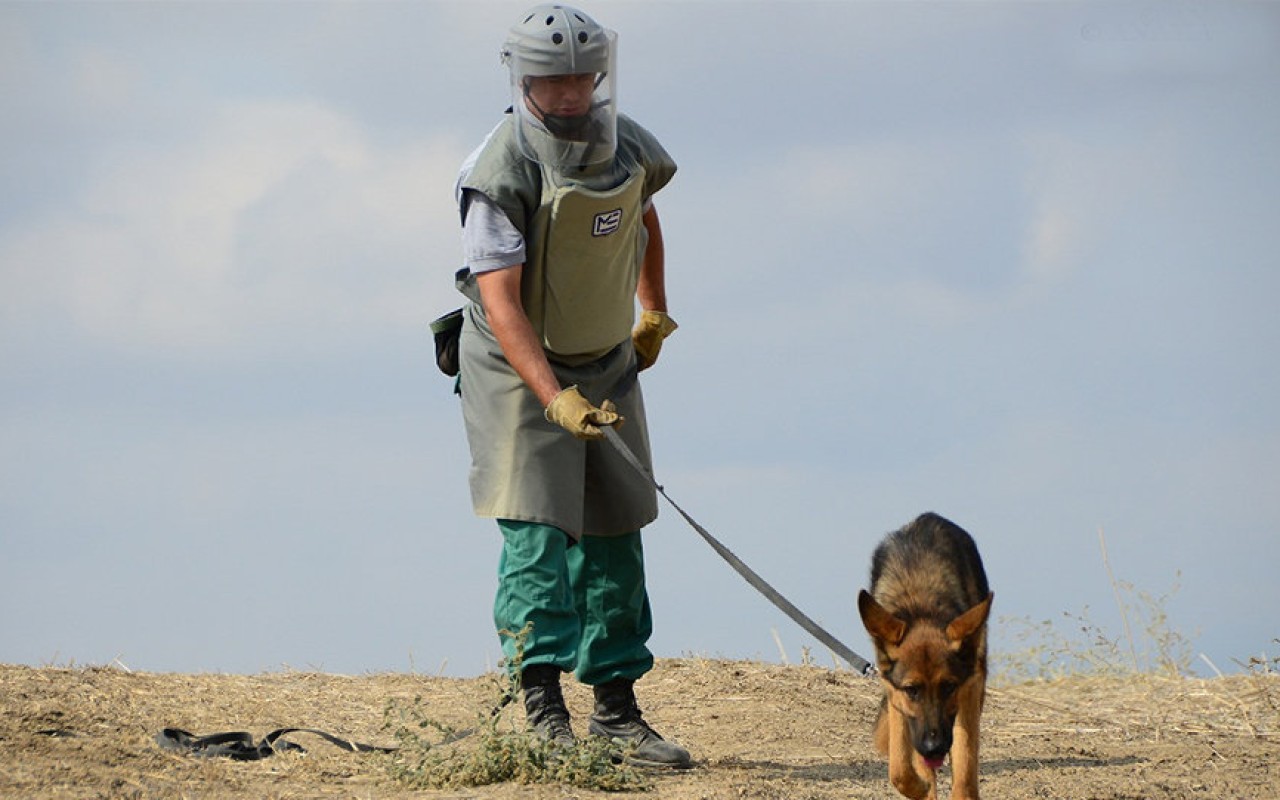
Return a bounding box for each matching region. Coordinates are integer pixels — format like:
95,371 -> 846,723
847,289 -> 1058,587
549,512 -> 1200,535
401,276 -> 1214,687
858,590 -> 907,645
946,591 -> 993,643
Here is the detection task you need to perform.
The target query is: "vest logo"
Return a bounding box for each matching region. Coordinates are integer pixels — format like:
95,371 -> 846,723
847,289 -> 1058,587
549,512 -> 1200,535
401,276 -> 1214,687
593,208 -> 623,237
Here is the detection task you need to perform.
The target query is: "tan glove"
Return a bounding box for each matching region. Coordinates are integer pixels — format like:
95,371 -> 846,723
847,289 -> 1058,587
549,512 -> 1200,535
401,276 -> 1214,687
632,310 -> 678,371
544,385 -> 623,440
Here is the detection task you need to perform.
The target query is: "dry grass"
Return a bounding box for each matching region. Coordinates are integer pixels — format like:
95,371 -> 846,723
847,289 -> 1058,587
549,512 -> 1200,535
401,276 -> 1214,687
4,657 -> 1278,799
991,672 -> 1280,741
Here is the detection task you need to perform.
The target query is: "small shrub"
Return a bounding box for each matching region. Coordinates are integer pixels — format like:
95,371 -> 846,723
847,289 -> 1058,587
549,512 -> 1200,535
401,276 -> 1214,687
382,624 -> 651,792
1236,639 -> 1280,721
992,571 -> 1197,684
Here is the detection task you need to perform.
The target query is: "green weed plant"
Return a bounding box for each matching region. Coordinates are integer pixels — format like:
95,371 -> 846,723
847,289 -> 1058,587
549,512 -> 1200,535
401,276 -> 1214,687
382,624 -> 651,792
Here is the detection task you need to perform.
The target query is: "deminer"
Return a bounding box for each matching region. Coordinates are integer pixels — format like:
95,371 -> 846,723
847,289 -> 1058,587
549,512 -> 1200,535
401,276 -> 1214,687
450,4 -> 689,768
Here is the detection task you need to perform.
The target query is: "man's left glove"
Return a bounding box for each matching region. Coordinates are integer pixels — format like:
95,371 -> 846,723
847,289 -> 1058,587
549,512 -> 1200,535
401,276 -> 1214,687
632,310 -> 678,371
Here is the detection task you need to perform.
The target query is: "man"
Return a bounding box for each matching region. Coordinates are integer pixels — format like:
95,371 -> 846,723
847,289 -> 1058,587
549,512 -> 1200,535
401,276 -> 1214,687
452,4 -> 689,768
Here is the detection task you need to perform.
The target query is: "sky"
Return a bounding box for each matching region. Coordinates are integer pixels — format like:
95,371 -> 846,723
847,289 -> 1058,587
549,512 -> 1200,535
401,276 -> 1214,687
2,1 -> 1277,679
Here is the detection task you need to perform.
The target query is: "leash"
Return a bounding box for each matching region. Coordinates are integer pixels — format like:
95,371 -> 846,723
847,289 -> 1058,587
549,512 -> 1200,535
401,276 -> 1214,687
600,426 -> 876,677
156,726 -> 395,760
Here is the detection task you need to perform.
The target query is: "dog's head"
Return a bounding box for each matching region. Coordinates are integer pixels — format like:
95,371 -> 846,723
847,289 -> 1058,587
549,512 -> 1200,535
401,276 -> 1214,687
858,591 -> 993,767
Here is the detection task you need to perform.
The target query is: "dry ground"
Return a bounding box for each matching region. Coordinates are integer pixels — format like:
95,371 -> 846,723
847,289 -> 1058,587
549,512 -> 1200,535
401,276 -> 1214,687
3,658 -> 1277,799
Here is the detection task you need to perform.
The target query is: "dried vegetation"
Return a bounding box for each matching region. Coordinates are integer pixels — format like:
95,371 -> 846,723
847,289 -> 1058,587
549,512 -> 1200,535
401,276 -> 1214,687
3,654 -> 1277,799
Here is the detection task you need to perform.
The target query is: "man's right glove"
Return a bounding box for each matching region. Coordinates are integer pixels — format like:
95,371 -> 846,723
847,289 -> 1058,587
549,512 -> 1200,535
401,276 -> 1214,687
544,385 -> 623,440
631,310 -> 678,371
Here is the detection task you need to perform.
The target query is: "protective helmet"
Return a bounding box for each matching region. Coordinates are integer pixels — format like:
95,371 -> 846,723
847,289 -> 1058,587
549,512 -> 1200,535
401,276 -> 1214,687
503,4 -> 612,76
501,5 -> 618,170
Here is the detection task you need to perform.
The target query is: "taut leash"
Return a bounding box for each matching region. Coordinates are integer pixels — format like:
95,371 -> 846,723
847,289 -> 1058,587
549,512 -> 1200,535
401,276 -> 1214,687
600,426 -> 876,677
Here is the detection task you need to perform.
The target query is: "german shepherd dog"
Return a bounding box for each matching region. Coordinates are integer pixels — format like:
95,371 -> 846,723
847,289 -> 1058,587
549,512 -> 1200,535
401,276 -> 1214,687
857,513 -> 992,800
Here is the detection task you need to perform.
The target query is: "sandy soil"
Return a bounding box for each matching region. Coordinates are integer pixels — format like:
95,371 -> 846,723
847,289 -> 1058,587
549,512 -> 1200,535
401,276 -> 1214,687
3,658 -> 1277,799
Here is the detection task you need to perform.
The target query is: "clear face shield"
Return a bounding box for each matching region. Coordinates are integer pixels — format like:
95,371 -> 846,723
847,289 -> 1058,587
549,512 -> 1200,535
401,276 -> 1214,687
503,16 -> 618,171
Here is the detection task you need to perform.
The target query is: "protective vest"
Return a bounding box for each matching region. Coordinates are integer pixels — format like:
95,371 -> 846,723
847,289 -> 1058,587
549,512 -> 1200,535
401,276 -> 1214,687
453,114 -> 675,537
460,115 -> 674,363
523,166 -> 645,359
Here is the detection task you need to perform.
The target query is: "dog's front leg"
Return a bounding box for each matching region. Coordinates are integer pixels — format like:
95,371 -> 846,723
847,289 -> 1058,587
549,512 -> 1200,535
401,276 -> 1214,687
887,704 -> 935,800
948,680 -> 984,800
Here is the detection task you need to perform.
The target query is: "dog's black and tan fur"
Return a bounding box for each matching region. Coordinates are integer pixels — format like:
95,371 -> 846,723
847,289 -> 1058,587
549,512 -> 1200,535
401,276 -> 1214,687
858,513 -> 992,800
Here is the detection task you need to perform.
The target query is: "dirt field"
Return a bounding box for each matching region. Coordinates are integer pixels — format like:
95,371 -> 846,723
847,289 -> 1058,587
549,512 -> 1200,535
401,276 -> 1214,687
3,658 -> 1277,799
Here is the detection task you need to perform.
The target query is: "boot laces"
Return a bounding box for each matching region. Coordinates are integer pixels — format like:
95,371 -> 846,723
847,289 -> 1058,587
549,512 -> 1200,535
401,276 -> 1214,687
594,699 -> 664,742
525,681 -> 574,743
627,709 -> 663,741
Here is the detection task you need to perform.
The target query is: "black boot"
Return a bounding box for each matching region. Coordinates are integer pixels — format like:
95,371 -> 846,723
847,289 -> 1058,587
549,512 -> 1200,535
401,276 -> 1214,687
588,678 -> 691,768
521,664 -> 576,747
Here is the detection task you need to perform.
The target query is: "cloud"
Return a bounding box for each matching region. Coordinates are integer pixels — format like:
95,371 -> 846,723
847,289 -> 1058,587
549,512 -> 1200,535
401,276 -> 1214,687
692,136 -> 1032,333
1,97 -> 466,359
752,122 -> 1193,332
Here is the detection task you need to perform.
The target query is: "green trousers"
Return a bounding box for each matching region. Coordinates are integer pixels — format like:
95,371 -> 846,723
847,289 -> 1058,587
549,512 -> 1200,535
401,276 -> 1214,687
494,520 -> 654,686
